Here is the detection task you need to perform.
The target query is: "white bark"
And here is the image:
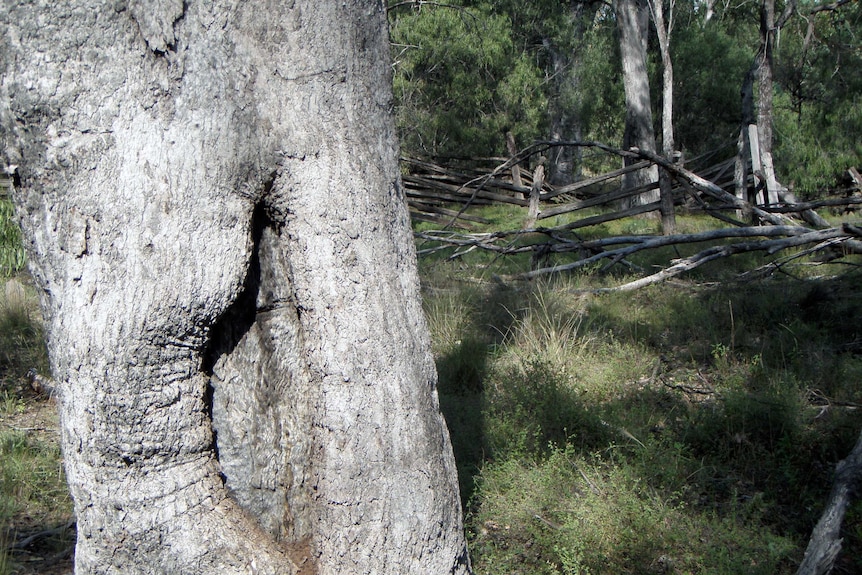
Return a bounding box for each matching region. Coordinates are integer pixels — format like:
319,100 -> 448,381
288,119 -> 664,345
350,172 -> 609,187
614,0 -> 660,207
1,1 -> 470,574
648,0 -> 677,233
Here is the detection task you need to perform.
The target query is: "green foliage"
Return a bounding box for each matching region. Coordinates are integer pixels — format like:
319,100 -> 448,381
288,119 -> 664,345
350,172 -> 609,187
774,92 -> 862,196
575,9 -> 626,161
389,1 -> 627,162
0,198 -> 25,278
390,2 -> 545,157
673,20 -> 751,153
0,431 -> 67,512
773,0 -> 862,195
391,0 -> 859,190
0,277 -> 66,572
0,428 -> 72,572
422,244 -> 862,575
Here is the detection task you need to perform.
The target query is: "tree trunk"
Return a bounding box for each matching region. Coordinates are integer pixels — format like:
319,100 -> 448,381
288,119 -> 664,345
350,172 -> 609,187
542,0 -> 597,188
545,37 -> 581,188
757,0 -> 781,205
506,131 -> 525,197
797,430 -> 862,575
739,0 -> 798,210
614,0 -> 660,208
0,2 -> 470,574
650,0 -> 677,234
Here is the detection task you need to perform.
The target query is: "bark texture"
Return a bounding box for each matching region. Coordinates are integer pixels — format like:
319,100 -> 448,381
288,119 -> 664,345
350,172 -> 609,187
1,1 -> 469,574
797,430 -> 862,575
614,0 -> 660,207
649,0 -> 677,234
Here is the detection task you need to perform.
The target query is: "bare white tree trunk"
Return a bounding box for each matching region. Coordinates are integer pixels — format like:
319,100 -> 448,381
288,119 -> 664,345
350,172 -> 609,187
649,0 -> 677,233
614,0 -> 660,208
0,1 -> 470,574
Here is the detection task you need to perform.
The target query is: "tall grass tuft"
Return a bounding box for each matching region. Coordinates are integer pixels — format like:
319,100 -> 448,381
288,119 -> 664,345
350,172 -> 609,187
419,232 -> 862,574
1,278 -> 47,388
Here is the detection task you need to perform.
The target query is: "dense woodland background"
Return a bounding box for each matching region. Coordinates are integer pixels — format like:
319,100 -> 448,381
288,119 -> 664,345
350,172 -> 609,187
388,0 -> 860,195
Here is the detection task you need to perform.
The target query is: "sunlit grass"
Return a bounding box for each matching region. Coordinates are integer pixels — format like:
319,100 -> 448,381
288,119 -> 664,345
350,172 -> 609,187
423,225 -> 862,574
0,278 -> 48,388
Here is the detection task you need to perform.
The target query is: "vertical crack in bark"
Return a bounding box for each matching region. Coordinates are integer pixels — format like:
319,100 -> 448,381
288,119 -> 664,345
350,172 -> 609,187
198,182 -> 315,550
201,201 -> 267,376
200,200 -> 267,478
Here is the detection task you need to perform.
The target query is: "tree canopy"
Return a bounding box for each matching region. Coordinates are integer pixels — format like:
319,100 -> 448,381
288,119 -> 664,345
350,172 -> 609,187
388,0 -> 861,195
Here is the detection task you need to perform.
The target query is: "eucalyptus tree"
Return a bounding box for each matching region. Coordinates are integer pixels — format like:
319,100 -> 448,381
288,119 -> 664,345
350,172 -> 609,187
613,0 -> 660,206
488,0 -> 602,185
0,1 -> 470,574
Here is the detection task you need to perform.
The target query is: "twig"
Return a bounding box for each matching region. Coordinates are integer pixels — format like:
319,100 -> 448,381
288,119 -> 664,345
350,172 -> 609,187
532,514 -> 562,530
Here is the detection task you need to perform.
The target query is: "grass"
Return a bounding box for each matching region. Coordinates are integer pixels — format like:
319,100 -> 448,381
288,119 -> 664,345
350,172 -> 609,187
2,201 -> 862,573
423,209 -> 862,574
0,275 -> 72,575
0,198 -> 25,278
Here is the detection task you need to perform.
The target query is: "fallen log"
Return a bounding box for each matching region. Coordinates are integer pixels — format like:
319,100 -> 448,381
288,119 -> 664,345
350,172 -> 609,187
409,211 -> 476,230
520,226 -> 844,282
403,174 -> 529,206
542,161 -> 652,200
409,202 -> 491,224
797,429 -> 862,575
540,181 -> 661,220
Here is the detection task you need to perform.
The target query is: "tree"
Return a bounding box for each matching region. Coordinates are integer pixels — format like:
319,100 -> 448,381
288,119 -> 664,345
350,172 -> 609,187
736,0 -> 798,207
648,0 -> 677,232
0,1 -> 470,574
613,0 -> 660,206
489,0 -> 602,186
774,0 -> 862,194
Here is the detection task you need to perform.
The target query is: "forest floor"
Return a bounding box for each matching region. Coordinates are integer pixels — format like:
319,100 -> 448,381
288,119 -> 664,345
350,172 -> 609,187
418,208 -> 862,574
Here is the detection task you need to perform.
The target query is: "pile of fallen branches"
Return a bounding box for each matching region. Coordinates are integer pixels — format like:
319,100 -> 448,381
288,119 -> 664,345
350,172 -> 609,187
411,141 -> 862,289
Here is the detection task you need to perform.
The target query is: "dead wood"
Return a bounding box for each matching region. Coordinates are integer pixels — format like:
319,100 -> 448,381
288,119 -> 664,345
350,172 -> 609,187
561,200 -> 661,229
542,161 -> 652,200
525,162 -> 545,227
403,143 -> 862,288
521,226 -> 844,283
410,211 -> 475,230
797,429 -> 862,575
409,202 -> 491,224
403,174 -> 529,205
506,131 -> 524,194
540,180 -> 662,220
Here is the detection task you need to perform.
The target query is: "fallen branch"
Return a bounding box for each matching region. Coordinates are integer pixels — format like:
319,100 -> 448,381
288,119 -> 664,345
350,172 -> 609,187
416,222 -> 859,286
797,429 -> 862,575
406,142 -> 862,286
525,228 -> 851,287
12,519 -> 76,549
519,226 -> 837,279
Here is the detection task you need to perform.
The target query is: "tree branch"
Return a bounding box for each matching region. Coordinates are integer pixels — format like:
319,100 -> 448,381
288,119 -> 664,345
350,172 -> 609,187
797,429 -> 862,575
